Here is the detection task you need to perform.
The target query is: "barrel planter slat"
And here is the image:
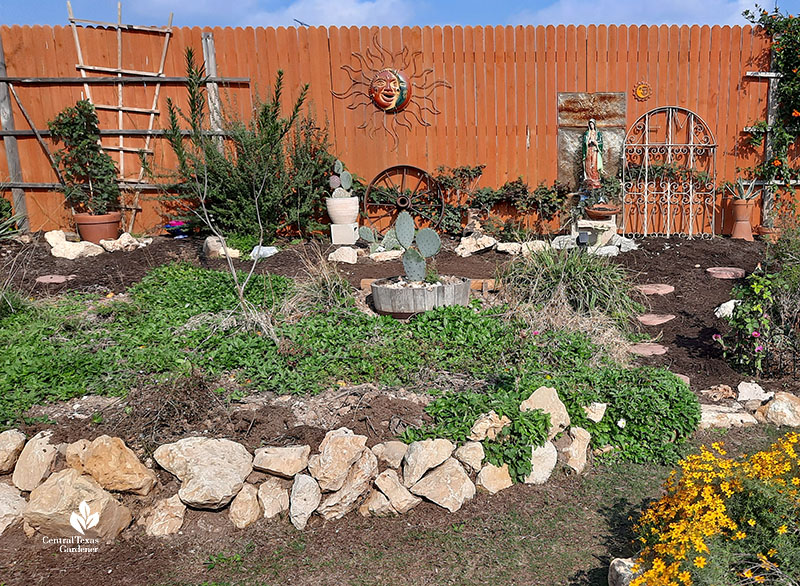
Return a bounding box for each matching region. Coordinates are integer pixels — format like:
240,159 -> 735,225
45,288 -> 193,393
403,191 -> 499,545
370,276 -> 471,318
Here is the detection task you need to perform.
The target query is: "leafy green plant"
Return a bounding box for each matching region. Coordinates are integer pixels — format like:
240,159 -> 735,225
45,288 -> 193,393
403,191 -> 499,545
48,100 -> 120,215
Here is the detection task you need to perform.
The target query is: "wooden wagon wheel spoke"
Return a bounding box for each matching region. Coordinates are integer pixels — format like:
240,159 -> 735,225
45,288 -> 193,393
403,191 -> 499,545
363,165 -> 444,232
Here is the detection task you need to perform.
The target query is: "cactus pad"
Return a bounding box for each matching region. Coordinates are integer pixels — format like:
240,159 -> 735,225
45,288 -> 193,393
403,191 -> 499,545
395,211 -> 415,248
382,228 -> 400,251
332,187 -> 351,198
329,175 -> 341,189
402,249 -> 427,282
334,159 -> 344,174
416,228 -> 441,258
340,171 -> 353,190
358,226 -> 377,243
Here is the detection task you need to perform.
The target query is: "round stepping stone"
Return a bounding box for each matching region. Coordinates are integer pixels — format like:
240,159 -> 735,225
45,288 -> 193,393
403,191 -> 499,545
637,313 -> 676,326
673,373 -> 690,386
634,284 -> 675,295
35,274 -> 68,284
630,343 -> 668,356
706,267 -> 745,279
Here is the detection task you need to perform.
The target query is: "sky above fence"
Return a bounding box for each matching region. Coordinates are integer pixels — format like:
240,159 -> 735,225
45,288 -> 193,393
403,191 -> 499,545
1,0 -> 783,28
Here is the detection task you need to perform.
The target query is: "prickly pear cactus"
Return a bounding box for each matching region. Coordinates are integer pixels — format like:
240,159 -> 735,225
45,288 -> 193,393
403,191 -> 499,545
402,248 -> 427,282
334,159 -> 344,174
395,211 -> 415,249
340,171 -> 353,191
330,160 -> 353,198
358,226 -> 377,243
416,228 -> 441,258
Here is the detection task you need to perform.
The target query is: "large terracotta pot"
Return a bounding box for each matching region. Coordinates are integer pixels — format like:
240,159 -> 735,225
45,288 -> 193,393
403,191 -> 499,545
73,211 -> 122,244
370,276 -> 471,319
585,204 -> 621,221
326,197 -> 359,224
730,200 -> 754,241
756,225 -> 781,244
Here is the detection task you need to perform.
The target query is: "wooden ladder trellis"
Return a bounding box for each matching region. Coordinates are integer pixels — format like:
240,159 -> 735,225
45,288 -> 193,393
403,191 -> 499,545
66,1 -> 173,232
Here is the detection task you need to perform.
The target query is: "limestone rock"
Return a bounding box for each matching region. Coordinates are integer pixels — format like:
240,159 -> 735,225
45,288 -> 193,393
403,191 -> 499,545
610,234 -> 638,253
83,436 -> 156,496
369,250 -> 403,262
764,392 -> 800,427
24,469 -> 132,539
525,442 -> 558,484
714,299 -> 741,319
13,431 -> 58,492
410,458 -> 475,512
454,442 -> 484,472
520,386 -> 570,440
307,428 -> 367,492
44,230 -> 66,247
289,474 -> 321,530
371,441 -> 408,469
737,381 -> 773,403
144,495 -> 185,537
583,402 -> 607,423
0,429 -> 26,474
591,245 -> 619,257
563,427 -> 591,474
253,445 -> 310,478
0,483 -> 26,535
358,490 -> 397,517
455,234 -> 497,257
99,232 -> 146,253
496,242 -> 522,255
317,449 -> 377,520
154,437 -> 253,509
203,236 -> 240,259
327,246 -> 358,264
250,245 -> 279,260
49,238 -> 105,260
476,463 -> 513,494
65,439 -> 91,474
521,240 -> 549,257
258,477 -> 290,519
608,557 -> 638,586
551,235 -> 577,250
374,469 -> 421,513
402,438 -> 455,487
229,483 -> 261,529
468,410 -> 511,441
699,403 -> 758,430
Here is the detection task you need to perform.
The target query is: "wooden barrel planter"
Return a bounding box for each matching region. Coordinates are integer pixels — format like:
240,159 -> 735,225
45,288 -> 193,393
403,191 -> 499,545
370,276 -> 471,318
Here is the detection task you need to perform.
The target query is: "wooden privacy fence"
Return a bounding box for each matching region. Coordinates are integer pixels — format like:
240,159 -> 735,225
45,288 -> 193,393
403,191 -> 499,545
0,23 -> 781,234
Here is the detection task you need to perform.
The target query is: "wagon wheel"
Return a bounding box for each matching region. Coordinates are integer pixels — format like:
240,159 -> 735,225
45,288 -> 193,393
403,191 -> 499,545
362,165 -> 445,232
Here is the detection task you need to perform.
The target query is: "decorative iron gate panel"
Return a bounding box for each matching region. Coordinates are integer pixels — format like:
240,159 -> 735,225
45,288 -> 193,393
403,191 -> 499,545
622,107 -> 717,238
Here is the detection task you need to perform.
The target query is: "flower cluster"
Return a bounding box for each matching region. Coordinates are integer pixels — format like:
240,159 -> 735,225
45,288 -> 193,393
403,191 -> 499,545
631,433 -> 800,586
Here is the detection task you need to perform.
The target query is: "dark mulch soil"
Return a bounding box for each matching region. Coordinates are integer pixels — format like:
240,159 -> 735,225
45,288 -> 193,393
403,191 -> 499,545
0,232 -> 797,586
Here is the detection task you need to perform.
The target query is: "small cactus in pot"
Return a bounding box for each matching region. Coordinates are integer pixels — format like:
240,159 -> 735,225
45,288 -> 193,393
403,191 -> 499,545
329,160 -> 354,198
326,160 -> 359,225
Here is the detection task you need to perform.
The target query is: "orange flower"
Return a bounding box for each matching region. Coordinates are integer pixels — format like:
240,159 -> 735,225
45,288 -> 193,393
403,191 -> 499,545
773,159 -> 782,167
793,109 -> 800,117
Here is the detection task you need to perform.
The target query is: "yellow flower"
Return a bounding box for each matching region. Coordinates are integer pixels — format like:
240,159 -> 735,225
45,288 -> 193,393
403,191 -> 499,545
734,531 -> 746,540
777,524 -> 788,534
755,577 -> 765,583
743,569 -> 754,578
678,570 -> 692,584
694,556 -> 707,568
748,518 -> 756,526
768,548 -> 777,556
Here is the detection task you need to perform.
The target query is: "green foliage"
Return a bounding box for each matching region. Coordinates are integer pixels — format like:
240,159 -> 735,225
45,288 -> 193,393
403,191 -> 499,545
48,100 -> 120,214
161,48 -> 333,242
402,382 -> 551,483
717,268 -> 800,374
500,247 -> 644,328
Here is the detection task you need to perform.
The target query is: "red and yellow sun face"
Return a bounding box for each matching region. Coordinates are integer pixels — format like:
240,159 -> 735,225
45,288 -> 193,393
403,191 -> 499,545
368,69 -> 411,113
332,34 -> 450,150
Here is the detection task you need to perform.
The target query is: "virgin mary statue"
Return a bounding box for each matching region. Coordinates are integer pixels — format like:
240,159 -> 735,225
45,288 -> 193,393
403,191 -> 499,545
582,119 -> 603,189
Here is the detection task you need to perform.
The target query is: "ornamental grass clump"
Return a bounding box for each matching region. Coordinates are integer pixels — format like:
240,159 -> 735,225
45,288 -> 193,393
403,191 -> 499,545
631,432 -> 800,586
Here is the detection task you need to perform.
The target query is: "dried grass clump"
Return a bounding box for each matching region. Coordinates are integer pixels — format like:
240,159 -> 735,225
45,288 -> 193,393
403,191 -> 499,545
512,285 -> 634,365
280,245 -> 356,321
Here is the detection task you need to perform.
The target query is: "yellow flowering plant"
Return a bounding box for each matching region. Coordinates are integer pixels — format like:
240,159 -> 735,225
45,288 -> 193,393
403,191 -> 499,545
631,433 -> 800,586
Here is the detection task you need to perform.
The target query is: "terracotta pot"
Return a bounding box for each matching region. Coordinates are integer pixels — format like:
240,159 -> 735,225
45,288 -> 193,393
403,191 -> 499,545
756,225 -> 781,244
73,211 -> 122,244
326,197 -> 359,224
370,276 -> 471,319
585,204 -> 621,220
730,200 -> 754,241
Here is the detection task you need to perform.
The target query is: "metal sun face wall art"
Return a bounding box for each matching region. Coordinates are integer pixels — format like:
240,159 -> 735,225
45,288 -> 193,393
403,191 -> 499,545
333,34 -> 450,150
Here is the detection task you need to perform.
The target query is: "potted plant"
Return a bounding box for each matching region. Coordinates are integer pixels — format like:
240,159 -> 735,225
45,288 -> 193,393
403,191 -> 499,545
326,160 -> 359,224
582,175 -> 621,220
724,179 -> 758,241
368,211 -> 471,318
48,100 -> 121,243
